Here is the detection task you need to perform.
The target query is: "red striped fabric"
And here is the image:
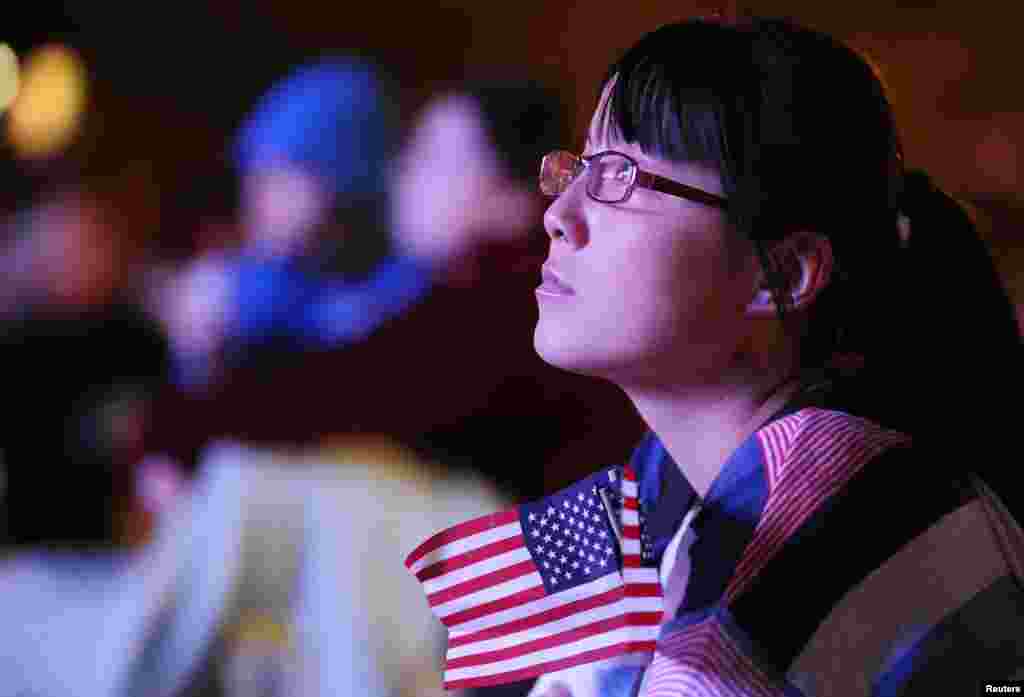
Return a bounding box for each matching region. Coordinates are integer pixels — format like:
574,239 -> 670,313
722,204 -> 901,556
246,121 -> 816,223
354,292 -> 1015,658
405,466 -> 664,689
636,409 -> 913,696
727,409 -> 910,601
642,618 -> 787,697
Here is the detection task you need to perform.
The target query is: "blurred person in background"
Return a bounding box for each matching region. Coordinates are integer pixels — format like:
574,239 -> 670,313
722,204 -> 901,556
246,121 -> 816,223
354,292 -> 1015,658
0,165 -> 498,697
0,150 -> 499,697
158,57 -> 428,391
132,436 -> 511,697
0,175 -> 176,696
130,60 -> 560,697
152,69 -> 644,501
0,179 -> 171,547
138,66 -> 641,697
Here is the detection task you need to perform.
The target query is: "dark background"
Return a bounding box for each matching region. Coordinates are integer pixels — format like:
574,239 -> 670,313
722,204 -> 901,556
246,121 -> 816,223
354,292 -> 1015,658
5,0 -> 1021,267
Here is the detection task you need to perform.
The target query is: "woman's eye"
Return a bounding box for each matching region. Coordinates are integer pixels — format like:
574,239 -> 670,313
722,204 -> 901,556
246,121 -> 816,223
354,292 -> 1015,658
601,165 -> 630,181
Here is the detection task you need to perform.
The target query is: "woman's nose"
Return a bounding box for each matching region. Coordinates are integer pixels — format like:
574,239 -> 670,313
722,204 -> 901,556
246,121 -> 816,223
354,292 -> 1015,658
542,180 -> 588,249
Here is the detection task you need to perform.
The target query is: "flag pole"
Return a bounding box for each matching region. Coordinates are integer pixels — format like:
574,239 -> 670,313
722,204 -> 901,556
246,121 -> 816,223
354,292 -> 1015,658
598,487 -> 624,548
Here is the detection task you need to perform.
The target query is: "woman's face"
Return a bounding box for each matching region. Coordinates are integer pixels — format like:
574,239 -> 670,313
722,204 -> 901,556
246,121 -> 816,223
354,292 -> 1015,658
241,165 -> 331,259
534,93 -> 761,388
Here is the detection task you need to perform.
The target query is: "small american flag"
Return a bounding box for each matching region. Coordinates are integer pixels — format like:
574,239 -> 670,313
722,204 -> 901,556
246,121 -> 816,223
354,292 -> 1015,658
405,466 -> 663,690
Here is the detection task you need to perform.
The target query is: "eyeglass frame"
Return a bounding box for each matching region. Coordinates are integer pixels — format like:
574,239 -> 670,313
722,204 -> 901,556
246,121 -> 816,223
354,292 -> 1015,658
540,149 -> 729,209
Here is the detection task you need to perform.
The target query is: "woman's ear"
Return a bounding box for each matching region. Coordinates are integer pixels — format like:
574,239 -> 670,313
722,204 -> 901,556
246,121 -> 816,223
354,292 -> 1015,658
746,231 -> 833,317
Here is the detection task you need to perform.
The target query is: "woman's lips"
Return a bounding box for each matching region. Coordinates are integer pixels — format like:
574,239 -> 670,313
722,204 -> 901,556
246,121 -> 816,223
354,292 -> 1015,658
537,265 -> 575,296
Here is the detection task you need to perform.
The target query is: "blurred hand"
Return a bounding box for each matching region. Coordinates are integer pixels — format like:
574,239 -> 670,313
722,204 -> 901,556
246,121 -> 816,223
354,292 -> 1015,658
121,452 -> 187,546
136,452 -> 188,517
156,254 -> 235,374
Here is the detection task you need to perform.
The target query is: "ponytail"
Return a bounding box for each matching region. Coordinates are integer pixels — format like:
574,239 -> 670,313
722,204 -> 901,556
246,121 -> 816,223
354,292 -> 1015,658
892,168 -> 1018,419
841,168 -> 1022,508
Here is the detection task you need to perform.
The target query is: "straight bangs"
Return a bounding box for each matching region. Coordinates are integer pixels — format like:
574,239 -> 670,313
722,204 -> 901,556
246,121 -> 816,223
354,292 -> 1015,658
595,21 -> 748,182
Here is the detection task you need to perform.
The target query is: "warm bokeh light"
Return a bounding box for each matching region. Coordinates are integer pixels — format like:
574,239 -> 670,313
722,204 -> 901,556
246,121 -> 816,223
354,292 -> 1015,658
6,43 -> 88,159
0,43 -> 18,112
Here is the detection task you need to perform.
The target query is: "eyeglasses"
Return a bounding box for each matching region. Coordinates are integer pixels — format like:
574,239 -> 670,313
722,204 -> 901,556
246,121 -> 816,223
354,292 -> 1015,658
539,150 -> 728,209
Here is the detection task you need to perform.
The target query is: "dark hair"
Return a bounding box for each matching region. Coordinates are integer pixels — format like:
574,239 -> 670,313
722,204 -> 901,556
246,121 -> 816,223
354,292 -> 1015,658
458,79 -> 571,185
600,19 -> 1021,464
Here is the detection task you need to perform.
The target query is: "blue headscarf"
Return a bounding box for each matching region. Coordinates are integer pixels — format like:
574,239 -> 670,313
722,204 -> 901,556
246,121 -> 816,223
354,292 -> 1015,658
233,58 -> 395,200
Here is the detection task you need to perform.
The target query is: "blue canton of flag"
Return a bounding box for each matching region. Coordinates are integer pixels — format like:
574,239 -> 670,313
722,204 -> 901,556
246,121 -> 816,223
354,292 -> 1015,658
520,469 -> 625,594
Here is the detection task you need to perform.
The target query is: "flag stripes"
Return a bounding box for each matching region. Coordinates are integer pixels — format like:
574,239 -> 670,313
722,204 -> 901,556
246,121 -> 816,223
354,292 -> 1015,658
406,465 -> 664,689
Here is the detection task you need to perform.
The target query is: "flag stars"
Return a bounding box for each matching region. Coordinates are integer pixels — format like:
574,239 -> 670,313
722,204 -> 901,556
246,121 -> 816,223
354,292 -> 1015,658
429,470 -> 642,610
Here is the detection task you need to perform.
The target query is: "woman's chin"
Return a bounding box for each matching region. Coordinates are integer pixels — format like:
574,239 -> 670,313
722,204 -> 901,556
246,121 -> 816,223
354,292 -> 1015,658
533,326 -> 613,379
534,326 -> 581,372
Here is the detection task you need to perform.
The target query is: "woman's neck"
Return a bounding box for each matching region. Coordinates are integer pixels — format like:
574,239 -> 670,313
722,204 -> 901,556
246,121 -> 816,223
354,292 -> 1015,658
624,375 -> 803,498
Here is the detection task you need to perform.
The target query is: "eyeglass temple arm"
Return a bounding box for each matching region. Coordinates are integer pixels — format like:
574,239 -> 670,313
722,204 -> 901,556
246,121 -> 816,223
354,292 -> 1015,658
636,171 -> 728,209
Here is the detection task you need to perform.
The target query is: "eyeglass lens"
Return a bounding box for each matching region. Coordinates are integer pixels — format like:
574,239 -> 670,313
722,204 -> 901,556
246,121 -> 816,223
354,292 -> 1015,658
540,151 -> 579,197
588,153 -> 634,202
540,151 -> 636,202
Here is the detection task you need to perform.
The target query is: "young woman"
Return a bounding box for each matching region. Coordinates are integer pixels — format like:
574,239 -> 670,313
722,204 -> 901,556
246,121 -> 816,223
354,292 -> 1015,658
527,15 -> 1024,697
